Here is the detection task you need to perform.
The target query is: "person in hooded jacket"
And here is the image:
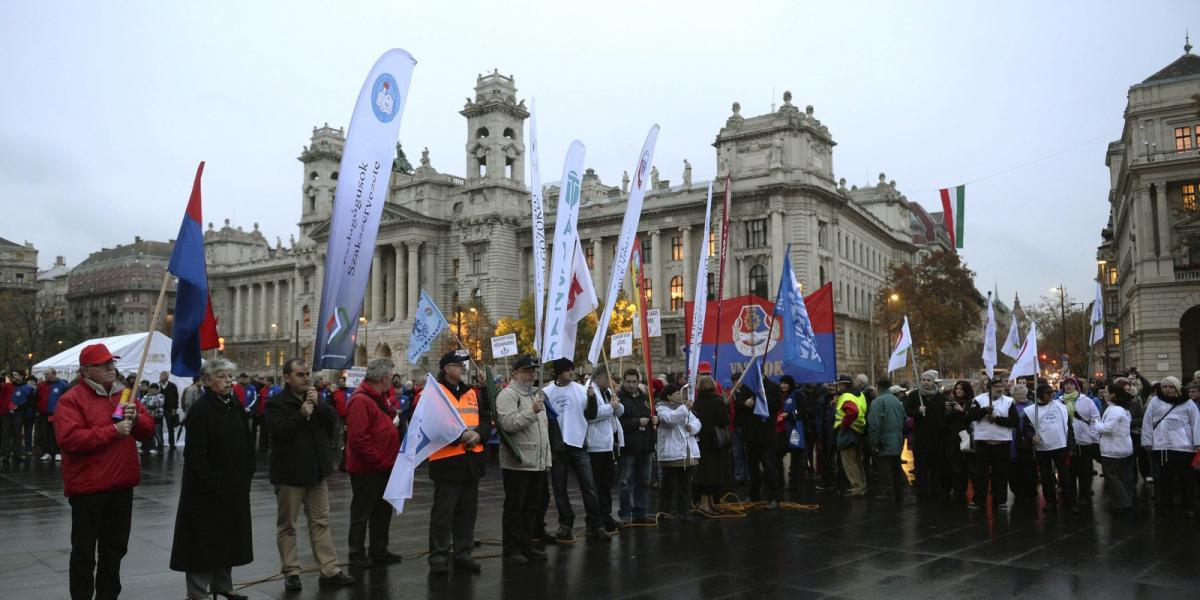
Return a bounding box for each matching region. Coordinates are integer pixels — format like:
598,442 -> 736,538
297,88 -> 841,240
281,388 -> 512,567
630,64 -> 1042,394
584,365 -> 624,532
905,370 -> 946,500
1008,384 -> 1038,506
1141,376 -> 1200,517
1094,384 -> 1134,515
656,384 -> 701,520
1023,384 -> 1076,513
1058,377 -> 1101,508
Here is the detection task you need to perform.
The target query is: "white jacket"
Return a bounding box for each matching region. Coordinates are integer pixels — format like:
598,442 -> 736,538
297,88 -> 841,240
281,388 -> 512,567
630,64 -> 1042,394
655,402 -> 700,464
543,382 -> 589,449
1141,396 -> 1200,453
1065,394 -> 1101,445
585,383 -> 625,452
1094,405 -> 1132,458
972,393 -> 1016,442
1023,400 -> 1070,452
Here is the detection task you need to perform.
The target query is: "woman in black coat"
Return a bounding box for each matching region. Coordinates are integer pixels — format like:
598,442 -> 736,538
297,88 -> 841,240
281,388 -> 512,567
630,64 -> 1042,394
693,375 -> 732,515
169,358 -> 255,600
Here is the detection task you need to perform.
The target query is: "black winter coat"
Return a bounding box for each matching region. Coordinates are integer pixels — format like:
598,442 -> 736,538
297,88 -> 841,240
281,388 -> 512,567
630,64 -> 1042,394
693,392 -> 732,487
618,388 -> 655,454
170,390 -> 255,572
267,389 -> 335,486
905,389 -> 947,453
734,377 -> 781,445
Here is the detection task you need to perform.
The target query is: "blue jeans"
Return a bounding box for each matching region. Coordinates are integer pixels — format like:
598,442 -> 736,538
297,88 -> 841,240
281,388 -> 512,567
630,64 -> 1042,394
618,452 -> 652,519
731,429 -> 748,482
551,446 -> 602,530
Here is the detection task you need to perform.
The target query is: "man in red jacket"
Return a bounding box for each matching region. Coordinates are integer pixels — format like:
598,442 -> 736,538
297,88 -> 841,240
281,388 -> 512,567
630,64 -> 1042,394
55,343 -> 154,600
344,357 -> 401,570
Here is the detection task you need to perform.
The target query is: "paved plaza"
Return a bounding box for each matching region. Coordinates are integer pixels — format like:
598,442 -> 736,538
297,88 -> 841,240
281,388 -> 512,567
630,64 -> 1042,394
1,452 -> 1198,600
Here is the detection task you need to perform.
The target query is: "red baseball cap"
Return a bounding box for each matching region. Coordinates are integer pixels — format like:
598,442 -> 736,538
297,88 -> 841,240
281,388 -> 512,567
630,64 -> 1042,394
698,361 -> 712,375
79,344 -> 119,367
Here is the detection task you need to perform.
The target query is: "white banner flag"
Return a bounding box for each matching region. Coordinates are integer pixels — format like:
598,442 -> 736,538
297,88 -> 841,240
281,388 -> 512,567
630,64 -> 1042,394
313,49 -> 417,371
383,374 -> 467,513
1002,297 -> 1022,359
529,101 -> 547,356
982,294 -> 997,379
491,333 -> 518,358
541,141 -> 587,362
611,332 -> 633,358
562,237 -> 598,355
687,182 -> 714,400
887,316 -> 912,373
587,125 -> 660,365
1090,281 -> 1104,345
1009,321 -> 1041,381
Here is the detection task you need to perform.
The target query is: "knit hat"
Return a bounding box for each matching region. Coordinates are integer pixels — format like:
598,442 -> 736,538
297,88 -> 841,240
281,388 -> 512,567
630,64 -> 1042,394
1161,376 -> 1182,389
551,358 -> 574,377
921,370 -> 939,380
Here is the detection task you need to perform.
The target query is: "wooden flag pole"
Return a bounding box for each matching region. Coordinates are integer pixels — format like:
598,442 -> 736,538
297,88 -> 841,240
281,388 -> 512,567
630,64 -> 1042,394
125,271 -> 173,413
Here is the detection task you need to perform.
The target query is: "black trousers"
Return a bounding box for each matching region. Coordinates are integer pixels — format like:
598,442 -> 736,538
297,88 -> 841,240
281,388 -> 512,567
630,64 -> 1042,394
428,478 -> 479,565
973,442 -> 1010,507
68,488 -> 132,600
550,447 -> 601,530
1036,448 -> 1075,508
501,469 -> 544,555
1155,450 -> 1196,511
165,414 -> 179,449
252,414 -> 270,450
348,472 -> 392,561
1071,444 -> 1098,500
659,466 -> 692,515
1101,455 -> 1133,510
877,455 -> 907,502
744,441 -> 781,501
38,415 -> 58,455
589,451 -> 617,526
1010,456 -> 1037,503
913,451 -> 943,499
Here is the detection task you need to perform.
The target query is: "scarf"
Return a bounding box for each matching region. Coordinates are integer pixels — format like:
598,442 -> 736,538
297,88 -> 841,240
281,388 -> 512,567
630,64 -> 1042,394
1062,391 -> 1078,420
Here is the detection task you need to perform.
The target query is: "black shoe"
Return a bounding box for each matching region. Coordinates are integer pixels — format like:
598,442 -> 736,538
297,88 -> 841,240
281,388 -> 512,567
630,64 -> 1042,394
454,558 -> 482,574
429,562 -> 449,575
318,571 -> 355,586
349,556 -> 374,569
554,526 -> 575,542
603,518 -> 621,532
283,574 -> 302,591
215,593 -> 248,600
503,553 -> 529,565
369,550 -> 403,564
522,546 -> 548,559
532,529 -> 554,543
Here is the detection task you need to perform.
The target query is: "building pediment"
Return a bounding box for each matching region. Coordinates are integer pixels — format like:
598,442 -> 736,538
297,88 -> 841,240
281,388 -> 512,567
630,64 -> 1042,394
308,203 -> 450,242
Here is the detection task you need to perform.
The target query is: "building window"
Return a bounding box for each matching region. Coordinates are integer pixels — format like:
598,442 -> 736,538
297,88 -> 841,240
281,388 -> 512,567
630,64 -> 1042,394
1111,327 -> 1121,346
818,221 -> 829,250
585,245 -> 595,269
671,235 -> 683,261
278,350 -> 285,366
1183,183 -> 1198,212
1175,126 -> 1193,152
264,351 -> 272,367
303,276 -> 311,294
1107,266 -> 1117,285
820,265 -> 827,286
643,278 -> 652,307
708,232 -> 716,257
748,265 -> 768,298
670,276 -> 684,310
302,305 -> 310,328
471,252 -> 483,274
665,333 -> 678,357
641,238 -> 652,264
706,272 -> 716,301
746,219 -> 768,249
452,259 -> 459,278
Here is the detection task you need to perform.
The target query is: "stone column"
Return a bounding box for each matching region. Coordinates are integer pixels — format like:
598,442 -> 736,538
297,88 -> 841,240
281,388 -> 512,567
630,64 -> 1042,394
592,237 -> 605,296
1154,181 -> 1171,257
233,285 -> 242,338
393,243 -> 406,321
680,226 -> 694,306
272,280 -> 281,331
650,230 -> 663,309
408,242 -> 421,316
246,284 -> 256,338
259,282 -> 269,336
770,210 -> 784,297
1138,184 -> 1156,259
371,247 -> 383,322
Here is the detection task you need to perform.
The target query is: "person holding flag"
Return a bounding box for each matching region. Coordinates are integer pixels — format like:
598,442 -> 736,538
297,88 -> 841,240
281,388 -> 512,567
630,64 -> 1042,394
541,358 -> 608,541
495,355 -> 550,564
968,378 -> 1018,511
733,358 -> 782,508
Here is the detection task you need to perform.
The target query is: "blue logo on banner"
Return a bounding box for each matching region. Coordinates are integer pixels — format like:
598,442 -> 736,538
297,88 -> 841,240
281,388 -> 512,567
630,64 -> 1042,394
371,73 -> 400,123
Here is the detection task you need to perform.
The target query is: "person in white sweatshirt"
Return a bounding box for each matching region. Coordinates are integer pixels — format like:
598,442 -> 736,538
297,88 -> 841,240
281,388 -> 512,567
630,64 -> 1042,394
1024,385 -> 1076,513
584,365 -> 624,532
656,384 -> 701,521
968,379 -> 1018,510
1093,384 -> 1134,514
1141,376 -> 1200,517
1059,377 -> 1101,506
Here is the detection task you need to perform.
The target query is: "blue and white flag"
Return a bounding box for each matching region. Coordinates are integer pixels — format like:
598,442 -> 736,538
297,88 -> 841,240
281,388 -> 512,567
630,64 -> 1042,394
313,49 -> 417,370
407,290 -> 448,364
773,247 -> 824,373
383,373 -> 467,513
743,356 -> 770,419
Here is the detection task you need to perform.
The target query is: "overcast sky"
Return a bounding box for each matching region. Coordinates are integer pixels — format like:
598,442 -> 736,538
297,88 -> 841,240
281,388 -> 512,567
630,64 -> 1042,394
2,0 -> 1197,310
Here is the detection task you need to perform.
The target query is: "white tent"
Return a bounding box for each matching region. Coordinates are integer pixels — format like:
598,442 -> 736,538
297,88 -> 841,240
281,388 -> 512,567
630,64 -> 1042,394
33,331 -> 194,389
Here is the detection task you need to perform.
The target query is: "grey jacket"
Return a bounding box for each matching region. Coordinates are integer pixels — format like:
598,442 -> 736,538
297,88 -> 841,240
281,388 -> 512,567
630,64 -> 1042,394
496,381 -> 552,471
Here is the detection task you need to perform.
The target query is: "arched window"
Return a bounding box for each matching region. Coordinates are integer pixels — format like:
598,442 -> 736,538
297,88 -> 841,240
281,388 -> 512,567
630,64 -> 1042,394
819,265 -> 827,286
476,127 -> 489,139
302,305 -> 310,328
453,202 -> 464,214
309,172 -> 320,181
670,276 -> 684,310
331,171 -> 339,181
748,265 -> 768,299
643,278 -> 653,307
472,287 -> 482,299
503,127 -> 515,139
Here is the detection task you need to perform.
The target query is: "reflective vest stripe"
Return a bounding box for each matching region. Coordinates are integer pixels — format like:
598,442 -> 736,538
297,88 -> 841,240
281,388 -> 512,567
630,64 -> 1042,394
429,385 -> 483,461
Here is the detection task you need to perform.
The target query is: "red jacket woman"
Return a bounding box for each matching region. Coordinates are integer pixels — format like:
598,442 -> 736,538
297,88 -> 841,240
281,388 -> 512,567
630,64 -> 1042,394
345,381 -> 400,474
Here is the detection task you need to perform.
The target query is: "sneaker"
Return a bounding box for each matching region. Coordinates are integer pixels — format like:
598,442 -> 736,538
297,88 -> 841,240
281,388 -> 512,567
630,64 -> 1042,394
586,528 -> 611,540
54,454 -> 61,461
532,529 -> 554,543
149,450 -> 158,455
283,574 -> 302,591
604,518 -> 621,532
39,453 -> 51,461
318,571 -> 355,586
554,526 -> 575,542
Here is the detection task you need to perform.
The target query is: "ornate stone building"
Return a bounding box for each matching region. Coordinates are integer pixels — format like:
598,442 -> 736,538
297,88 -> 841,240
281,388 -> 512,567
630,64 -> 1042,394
210,71 -> 951,379
36,255 -> 71,321
1097,44 -> 1200,382
0,237 -> 38,297
67,237 -> 177,337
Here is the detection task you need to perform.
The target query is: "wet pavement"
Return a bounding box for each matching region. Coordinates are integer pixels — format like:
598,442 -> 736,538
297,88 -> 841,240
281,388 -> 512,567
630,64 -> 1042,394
1,451 -> 1197,600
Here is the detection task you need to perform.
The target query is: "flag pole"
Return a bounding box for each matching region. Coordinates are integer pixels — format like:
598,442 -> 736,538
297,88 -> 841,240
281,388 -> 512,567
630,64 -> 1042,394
727,272 -> 786,401
126,272 -> 172,413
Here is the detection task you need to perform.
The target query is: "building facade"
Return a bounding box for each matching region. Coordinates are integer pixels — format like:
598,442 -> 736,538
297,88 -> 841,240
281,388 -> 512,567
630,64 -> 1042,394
1097,44 -> 1200,382
0,237 -> 38,297
37,255 -> 71,322
67,237 -> 177,337
210,71 -> 951,379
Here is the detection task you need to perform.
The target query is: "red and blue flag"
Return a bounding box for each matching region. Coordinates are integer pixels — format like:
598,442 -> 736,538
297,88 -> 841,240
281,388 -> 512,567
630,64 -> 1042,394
167,162 -> 220,377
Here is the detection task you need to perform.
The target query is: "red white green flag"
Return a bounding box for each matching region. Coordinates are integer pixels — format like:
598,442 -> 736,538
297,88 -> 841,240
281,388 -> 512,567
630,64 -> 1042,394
939,185 -> 965,249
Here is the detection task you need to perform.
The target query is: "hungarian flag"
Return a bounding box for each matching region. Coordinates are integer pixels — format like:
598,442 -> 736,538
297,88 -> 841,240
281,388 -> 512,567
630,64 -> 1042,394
167,162 -> 221,377
939,185 -> 965,249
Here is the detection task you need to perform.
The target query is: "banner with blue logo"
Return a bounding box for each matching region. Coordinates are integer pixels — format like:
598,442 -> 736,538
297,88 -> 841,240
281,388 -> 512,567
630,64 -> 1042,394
774,249 -> 825,373
408,290 -> 448,364
313,49 -> 417,370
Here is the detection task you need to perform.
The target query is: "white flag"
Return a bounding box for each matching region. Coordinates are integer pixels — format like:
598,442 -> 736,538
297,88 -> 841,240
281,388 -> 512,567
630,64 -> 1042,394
1001,313 -> 1022,359
588,125 -> 660,365
383,374 -> 467,513
562,237 -> 598,354
1008,321 -> 1041,381
529,101 -> 547,356
887,316 -> 912,373
542,141 -> 587,362
687,182 -> 714,401
1090,282 -> 1104,345
982,294 -> 997,379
